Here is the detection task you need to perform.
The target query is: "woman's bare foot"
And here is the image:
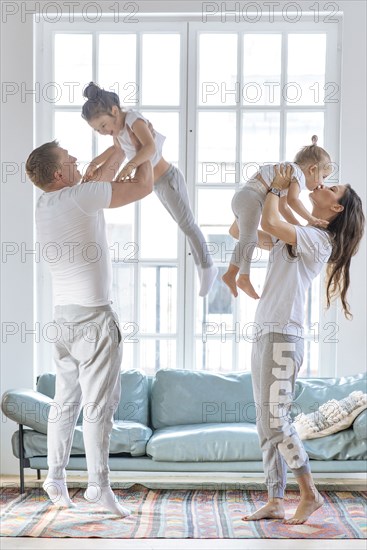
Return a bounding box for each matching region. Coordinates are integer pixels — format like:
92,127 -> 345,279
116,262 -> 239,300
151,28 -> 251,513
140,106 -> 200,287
284,491 -> 324,524
242,499 -> 285,521
222,271 -> 238,297
236,274 -> 260,299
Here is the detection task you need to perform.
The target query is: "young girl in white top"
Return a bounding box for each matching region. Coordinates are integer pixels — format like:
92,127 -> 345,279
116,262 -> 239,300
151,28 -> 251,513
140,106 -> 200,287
81,82 -> 218,297
222,136 -> 332,299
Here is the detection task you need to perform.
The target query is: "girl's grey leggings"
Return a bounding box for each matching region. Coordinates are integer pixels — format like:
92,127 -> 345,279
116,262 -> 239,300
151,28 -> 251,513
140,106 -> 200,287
154,164 -> 213,268
230,186 -> 264,275
251,332 -> 311,498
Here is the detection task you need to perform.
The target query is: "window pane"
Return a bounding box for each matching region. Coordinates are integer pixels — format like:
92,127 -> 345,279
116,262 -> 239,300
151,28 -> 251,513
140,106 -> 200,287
199,33 -> 238,106
140,192 -> 178,259
140,339 -> 176,374
54,111 -> 93,166
197,265 -> 234,335
197,189 -> 238,332
287,34 -> 326,106
300,339 -> 319,378
237,339 -> 253,372
110,264 -> 134,327
119,341 -> 134,371
140,267 -> 177,334
238,266 -> 268,328
196,338 -> 233,372
142,34 -> 180,105
99,34 -> 137,108
106,202 -> 135,260
243,34 -> 282,106
198,112 -> 237,184
97,133 -> 114,157
55,34 -> 92,106
242,112 -> 280,172
286,112 -> 324,160
142,111 -> 179,164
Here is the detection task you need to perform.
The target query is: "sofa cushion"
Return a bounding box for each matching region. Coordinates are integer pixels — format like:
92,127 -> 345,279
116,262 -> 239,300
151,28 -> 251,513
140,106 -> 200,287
1,389 -> 52,435
114,370 -> 150,425
151,370 -> 257,429
36,370 -> 149,426
12,421 -> 152,459
353,409 -> 367,441
292,373 -> 367,419
303,428 -> 367,460
147,423 -> 261,461
146,423 -> 366,462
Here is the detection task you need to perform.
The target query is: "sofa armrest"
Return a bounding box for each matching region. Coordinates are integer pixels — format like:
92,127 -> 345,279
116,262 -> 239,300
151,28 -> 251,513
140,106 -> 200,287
353,409 -> 367,441
1,389 -> 52,435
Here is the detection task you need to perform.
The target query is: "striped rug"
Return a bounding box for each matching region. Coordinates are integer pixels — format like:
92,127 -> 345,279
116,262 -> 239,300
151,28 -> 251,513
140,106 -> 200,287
1,485 -> 366,538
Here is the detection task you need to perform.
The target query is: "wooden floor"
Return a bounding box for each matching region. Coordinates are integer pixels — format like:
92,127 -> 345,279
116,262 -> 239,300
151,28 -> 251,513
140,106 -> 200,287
1,472 -> 366,550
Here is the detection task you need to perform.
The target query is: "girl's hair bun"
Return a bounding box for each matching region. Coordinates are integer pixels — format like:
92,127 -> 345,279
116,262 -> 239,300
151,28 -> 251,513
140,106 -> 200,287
83,82 -> 101,100
311,135 -> 318,145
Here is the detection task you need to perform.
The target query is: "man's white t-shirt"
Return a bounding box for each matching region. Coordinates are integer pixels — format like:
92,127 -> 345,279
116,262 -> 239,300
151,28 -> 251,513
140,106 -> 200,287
116,110 -> 166,167
36,181 -> 112,306
254,226 -> 332,338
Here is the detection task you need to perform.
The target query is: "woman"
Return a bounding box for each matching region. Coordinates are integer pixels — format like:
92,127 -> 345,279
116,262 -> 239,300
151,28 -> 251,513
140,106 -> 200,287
233,165 -> 365,524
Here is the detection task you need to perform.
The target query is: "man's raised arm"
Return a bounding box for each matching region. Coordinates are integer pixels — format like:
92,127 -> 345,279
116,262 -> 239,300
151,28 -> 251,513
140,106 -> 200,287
109,160 -> 154,208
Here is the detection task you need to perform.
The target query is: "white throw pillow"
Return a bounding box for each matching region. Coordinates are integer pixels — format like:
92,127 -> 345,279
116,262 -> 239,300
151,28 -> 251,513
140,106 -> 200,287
293,391 -> 367,440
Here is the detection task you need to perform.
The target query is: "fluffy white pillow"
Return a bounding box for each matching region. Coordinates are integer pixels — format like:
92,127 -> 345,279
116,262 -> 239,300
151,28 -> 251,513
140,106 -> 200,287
293,391 -> 367,440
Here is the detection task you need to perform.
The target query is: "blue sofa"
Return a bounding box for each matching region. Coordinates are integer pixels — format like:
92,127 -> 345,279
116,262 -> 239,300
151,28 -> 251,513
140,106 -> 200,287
2,369 -> 366,493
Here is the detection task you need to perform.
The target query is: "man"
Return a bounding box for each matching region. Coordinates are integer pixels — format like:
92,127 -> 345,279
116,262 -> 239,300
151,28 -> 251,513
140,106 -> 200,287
26,141 -> 153,516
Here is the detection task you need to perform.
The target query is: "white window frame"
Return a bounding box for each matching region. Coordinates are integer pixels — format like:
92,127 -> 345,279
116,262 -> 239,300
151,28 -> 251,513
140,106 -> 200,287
34,15 -> 341,377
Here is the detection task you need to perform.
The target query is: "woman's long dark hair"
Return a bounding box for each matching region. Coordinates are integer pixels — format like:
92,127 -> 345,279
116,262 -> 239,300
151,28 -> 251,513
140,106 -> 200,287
286,185 -> 365,319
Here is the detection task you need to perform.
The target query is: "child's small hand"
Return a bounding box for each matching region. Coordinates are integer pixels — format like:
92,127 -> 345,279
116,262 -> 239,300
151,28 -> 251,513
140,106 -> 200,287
117,163 -> 136,181
309,216 -> 329,228
82,162 -> 99,183
272,164 -> 293,190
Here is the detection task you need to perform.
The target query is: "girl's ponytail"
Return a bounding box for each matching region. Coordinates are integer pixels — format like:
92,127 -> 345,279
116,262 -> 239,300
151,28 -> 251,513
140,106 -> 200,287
82,82 -> 121,121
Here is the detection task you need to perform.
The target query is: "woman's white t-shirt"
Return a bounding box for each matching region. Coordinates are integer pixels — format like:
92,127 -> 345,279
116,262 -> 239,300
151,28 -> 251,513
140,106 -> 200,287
116,110 -> 166,167
254,225 -> 332,338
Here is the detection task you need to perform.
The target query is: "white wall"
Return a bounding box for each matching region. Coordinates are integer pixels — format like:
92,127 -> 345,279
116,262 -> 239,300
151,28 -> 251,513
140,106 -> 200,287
336,3 -> 367,375
1,1 -> 366,475
1,6 -> 35,476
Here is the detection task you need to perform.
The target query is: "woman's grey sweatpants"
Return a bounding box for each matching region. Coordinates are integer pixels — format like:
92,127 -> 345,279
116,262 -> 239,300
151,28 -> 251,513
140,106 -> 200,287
154,164 -> 213,268
231,185 -> 264,275
251,332 -> 311,498
47,304 -> 122,487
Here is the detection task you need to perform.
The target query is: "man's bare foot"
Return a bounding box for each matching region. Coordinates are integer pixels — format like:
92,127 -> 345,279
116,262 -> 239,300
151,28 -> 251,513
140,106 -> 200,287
236,275 -> 260,299
284,491 -> 324,524
222,271 -> 238,297
242,500 -> 285,521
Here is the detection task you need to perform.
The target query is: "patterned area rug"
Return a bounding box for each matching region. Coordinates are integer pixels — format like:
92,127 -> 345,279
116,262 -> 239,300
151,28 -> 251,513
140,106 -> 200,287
1,485 -> 366,539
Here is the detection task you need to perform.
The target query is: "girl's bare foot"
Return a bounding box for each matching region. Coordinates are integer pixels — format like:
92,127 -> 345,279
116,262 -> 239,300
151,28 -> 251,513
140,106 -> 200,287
242,499 -> 285,521
222,271 -> 238,297
284,491 -> 324,524
236,274 -> 260,299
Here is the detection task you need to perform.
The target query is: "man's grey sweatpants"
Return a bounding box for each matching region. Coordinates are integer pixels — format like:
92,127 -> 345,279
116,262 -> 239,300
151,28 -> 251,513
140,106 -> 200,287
251,332 -> 311,498
154,164 -> 213,268
47,304 -> 122,487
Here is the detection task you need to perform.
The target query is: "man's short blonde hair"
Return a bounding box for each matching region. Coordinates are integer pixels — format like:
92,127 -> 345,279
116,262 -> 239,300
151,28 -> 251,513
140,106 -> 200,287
26,140 -> 61,190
